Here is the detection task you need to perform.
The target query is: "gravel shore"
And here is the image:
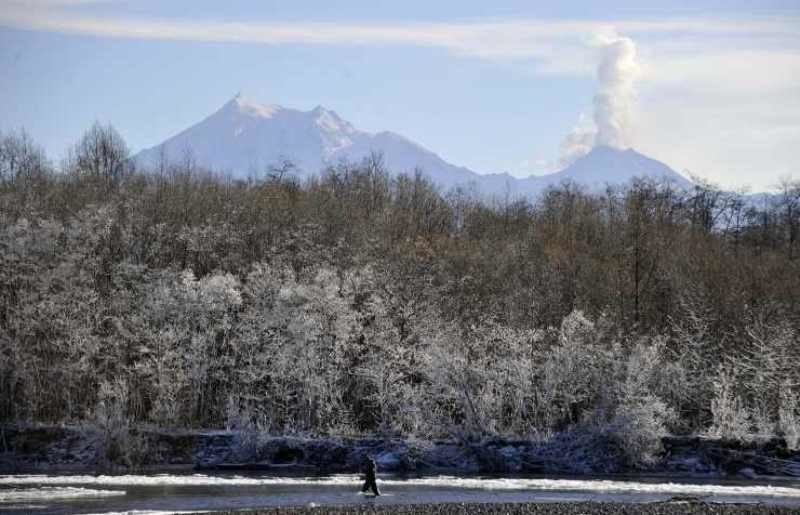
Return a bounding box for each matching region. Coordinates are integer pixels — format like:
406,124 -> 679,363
205,501 -> 800,514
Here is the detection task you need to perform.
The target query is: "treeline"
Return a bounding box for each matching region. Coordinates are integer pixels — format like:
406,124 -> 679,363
1,124 -> 799,465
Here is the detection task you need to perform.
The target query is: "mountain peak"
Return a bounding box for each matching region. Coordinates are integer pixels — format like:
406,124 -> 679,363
223,94 -> 283,119
311,106 -> 358,137
556,144 -> 692,189
309,104 -> 343,121
583,144 -> 632,157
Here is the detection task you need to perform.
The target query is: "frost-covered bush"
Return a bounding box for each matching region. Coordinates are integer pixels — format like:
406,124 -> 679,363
778,383 -> 800,450
608,395 -> 673,467
422,320 -> 541,440
605,343 -> 675,467
536,328 -> 678,467
95,379 -> 129,436
708,367 -> 752,440
424,328 -> 487,440
95,379 -> 147,467
539,310 -> 610,430
559,309 -> 596,346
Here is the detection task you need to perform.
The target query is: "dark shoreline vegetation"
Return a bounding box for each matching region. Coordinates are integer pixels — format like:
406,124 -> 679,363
3,424 -> 799,476
1,124 -> 799,473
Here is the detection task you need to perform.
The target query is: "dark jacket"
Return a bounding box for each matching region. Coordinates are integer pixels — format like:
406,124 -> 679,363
361,458 -> 380,495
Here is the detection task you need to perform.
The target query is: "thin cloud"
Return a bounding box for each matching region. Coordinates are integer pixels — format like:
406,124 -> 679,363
0,6 -> 797,73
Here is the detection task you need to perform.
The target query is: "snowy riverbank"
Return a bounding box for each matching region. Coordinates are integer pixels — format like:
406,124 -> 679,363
2,425 -> 799,478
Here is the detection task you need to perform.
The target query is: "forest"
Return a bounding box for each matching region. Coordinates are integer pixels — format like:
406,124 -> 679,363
1,123 -> 799,467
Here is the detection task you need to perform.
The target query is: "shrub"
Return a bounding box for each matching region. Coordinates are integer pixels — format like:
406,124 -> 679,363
708,367 -> 752,441
778,382 -> 800,450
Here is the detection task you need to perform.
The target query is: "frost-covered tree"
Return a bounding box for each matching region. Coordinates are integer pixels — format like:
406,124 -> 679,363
2,125 -> 799,449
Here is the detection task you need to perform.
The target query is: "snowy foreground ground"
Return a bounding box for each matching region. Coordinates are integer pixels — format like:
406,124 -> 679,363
200,504 -> 800,515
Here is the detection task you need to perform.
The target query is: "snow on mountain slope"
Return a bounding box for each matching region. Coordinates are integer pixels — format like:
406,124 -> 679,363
136,95 -> 348,175
532,145 -> 693,193
329,130 -> 500,190
134,95 -> 691,196
134,95 -> 484,188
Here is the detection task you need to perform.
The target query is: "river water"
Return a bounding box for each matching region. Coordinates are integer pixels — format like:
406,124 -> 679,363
2,473 -> 800,514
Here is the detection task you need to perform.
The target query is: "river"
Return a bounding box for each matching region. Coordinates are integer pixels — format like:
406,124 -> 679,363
2,473 -> 800,514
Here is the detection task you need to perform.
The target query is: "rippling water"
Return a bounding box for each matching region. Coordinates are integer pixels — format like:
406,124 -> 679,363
2,473 -> 800,514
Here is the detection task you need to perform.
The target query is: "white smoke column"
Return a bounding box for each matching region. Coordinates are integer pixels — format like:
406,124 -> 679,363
593,34 -> 640,149
558,113 -> 595,169
556,32 -> 641,168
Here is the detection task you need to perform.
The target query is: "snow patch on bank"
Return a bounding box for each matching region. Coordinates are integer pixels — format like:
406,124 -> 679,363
391,476 -> 800,498
0,486 -> 126,502
0,473 -> 360,487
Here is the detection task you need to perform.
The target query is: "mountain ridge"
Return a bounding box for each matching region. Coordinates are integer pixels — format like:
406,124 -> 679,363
134,95 -> 692,196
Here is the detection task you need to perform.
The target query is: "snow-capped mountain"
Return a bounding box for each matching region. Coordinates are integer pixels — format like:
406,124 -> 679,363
134,95 -> 691,196
134,94 -> 489,189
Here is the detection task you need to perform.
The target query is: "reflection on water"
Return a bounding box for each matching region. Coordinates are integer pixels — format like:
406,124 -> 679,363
1,473 -> 800,514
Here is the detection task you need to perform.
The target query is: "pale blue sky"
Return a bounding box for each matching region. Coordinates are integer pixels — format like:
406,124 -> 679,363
1,0 -> 798,189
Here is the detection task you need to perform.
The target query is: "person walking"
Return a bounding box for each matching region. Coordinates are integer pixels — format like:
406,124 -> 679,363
361,455 -> 380,496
